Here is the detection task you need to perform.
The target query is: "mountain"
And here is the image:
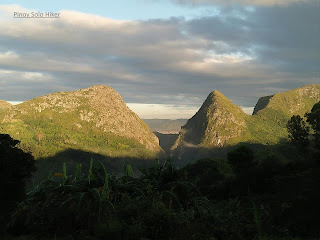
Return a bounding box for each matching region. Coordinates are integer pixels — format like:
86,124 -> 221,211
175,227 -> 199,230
171,84 -> 320,160
0,85 -> 164,160
0,100 -> 11,113
253,84 -> 320,123
143,119 -> 187,134
172,91 -> 248,149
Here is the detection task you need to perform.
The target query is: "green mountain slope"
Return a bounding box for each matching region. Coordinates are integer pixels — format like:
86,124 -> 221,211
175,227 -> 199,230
172,84 -> 320,159
172,90 -> 249,149
253,84 -> 320,125
0,85 -> 164,160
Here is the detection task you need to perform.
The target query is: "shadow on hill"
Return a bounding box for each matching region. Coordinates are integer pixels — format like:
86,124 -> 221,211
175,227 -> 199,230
171,138 -> 305,167
154,131 -> 179,156
33,148 -> 159,185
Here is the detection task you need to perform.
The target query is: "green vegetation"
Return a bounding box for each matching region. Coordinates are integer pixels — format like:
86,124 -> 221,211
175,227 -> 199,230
172,84 -> 320,160
2,86 -> 320,239
0,100 -> 11,113
2,100 -> 320,239
5,150 -> 320,240
0,86 -> 164,182
306,102 -> 320,148
286,115 -> 309,150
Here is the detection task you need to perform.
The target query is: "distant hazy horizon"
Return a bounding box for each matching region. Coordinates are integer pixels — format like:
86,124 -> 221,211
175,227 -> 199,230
6,100 -> 254,119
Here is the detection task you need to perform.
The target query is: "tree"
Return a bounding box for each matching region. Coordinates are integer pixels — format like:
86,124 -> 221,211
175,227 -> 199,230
0,134 -> 36,232
306,102 -> 320,149
228,145 -> 254,171
286,115 -> 309,150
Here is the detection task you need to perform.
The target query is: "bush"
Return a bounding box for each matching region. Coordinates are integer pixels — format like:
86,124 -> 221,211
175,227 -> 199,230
228,145 -> 254,171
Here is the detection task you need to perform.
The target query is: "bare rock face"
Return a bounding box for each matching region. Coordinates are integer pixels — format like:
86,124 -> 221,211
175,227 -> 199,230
0,85 -> 163,159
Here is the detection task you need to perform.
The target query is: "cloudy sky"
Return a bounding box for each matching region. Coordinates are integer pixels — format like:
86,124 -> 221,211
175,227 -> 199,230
0,0 -> 319,118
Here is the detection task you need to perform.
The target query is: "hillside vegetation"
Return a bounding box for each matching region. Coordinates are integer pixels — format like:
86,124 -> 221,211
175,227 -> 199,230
172,84 -> 320,160
0,86 -> 164,160
0,100 -> 11,113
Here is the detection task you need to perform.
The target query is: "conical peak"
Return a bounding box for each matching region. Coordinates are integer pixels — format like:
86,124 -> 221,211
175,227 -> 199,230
208,90 -> 225,98
202,90 -> 228,106
81,85 -> 115,92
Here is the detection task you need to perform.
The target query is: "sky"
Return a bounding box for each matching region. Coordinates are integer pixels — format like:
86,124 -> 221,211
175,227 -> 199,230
0,0 -> 319,118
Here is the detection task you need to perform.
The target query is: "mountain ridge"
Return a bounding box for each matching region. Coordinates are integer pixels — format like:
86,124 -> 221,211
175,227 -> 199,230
171,84 -> 320,159
0,85 -> 164,159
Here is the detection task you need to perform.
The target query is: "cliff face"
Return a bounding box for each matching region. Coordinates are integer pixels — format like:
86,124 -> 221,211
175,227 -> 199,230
0,85 -> 163,159
252,95 -> 273,115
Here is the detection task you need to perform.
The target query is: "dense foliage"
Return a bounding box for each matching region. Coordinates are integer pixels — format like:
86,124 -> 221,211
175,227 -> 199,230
287,101 -> 320,158
0,134 -> 36,233
286,115 -> 309,150
3,101 -> 320,240
6,151 -> 320,240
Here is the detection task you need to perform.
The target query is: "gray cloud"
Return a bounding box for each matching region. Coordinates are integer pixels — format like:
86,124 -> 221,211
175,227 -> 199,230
0,2 -> 319,115
169,0 -> 310,6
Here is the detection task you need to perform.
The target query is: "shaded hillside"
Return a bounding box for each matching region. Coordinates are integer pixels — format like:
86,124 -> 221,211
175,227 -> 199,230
0,85 -> 164,160
154,132 -> 179,156
172,84 -> 320,160
143,119 -> 187,133
252,95 -> 273,115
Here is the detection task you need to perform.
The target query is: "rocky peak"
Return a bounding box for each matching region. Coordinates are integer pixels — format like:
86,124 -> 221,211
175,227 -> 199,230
173,90 -> 247,149
0,85 -> 164,157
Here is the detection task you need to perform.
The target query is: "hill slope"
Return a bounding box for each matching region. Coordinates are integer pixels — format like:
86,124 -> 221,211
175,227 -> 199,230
172,90 -> 248,150
172,84 -> 320,160
253,84 -> 320,124
0,85 -> 163,160
0,100 -> 11,113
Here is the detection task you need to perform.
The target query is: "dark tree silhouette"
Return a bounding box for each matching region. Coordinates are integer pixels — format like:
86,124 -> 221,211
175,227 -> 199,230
306,102 -> 320,148
286,115 -> 309,150
227,145 -> 254,171
0,134 -> 36,232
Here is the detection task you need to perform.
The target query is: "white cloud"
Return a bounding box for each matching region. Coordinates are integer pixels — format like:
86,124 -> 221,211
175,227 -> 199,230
0,2 -> 318,116
241,107 -> 254,114
127,103 -> 199,119
7,101 -> 23,105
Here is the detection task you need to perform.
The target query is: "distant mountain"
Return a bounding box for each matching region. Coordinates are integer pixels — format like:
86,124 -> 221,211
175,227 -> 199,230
0,85 -> 164,160
253,84 -> 320,122
143,119 -> 187,134
171,84 -> 320,160
0,100 -> 11,113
